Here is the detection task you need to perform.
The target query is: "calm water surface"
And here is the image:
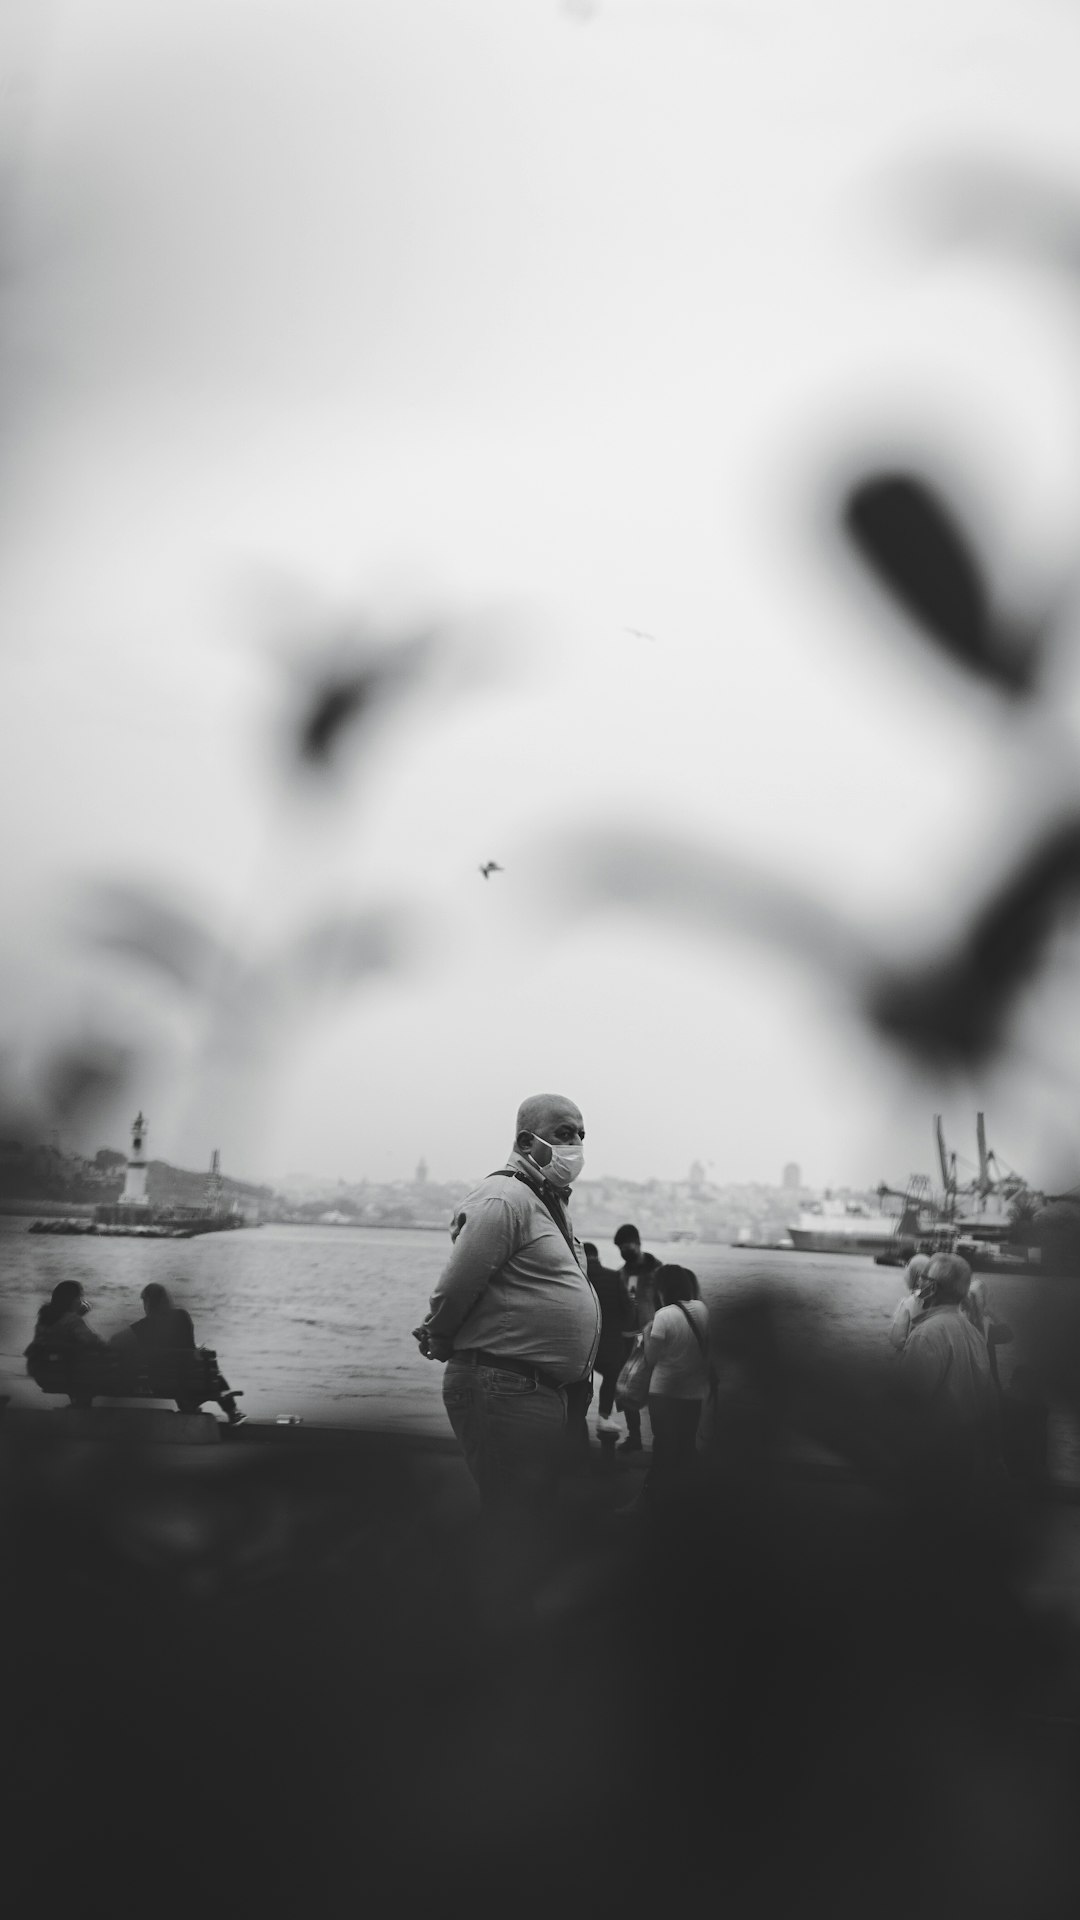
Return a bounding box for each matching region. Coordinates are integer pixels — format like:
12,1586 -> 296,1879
2,1220 -> 1077,1476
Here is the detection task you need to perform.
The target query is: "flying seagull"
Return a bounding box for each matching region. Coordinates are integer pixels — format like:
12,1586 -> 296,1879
479,862 -> 503,880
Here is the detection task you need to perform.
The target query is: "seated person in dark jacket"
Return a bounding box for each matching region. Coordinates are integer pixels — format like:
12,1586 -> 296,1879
28,1279 -> 104,1354
128,1283 -> 196,1354
116,1283 -> 245,1423
25,1280 -> 107,1408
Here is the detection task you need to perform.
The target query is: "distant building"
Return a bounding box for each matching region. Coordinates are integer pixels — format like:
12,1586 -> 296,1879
782,1162 -> 801,1192
416,1158 -> 428,1186
688,1160 -> 705,1193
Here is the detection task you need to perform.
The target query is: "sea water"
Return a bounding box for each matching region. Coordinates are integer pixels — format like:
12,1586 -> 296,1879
3,1218 -> 1078,1478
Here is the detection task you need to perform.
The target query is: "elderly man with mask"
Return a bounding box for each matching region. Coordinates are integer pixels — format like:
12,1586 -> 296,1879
900,1252 -> 1003,1500
413,1093 -> 600,1512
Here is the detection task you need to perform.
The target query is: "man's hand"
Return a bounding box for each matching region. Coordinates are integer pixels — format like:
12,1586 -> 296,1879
412,1324 -> 455,1362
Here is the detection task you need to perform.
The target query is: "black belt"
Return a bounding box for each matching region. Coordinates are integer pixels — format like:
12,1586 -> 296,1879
457,1349 -> 567,1395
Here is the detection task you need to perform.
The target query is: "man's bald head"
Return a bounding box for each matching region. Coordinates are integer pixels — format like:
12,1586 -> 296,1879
514,1093 -> 584,1159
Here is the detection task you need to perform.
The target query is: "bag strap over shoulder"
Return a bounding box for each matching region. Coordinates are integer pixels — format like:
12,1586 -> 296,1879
676,1300 -> 718,1392
489,1167 -> 580,1263
675,1299 -> 709,1357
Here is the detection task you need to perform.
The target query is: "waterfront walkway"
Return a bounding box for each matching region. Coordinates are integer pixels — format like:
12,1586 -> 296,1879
4,1403 -> 1080,1914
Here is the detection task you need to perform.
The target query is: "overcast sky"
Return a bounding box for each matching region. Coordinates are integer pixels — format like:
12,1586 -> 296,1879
4,0 -> 1080,1192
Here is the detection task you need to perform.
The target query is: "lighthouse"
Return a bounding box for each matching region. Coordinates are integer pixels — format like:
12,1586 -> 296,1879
119,1111 -> 151,1207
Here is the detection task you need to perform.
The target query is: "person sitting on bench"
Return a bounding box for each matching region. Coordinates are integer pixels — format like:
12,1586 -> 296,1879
115,1283 -> 245,1424
25,1281 -> 107,1404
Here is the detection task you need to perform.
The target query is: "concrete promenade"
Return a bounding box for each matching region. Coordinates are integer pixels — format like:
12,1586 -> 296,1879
5,1401 -> 1080,1915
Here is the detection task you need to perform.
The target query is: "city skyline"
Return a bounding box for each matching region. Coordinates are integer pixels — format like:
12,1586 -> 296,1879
37,1107 -> 1041,1204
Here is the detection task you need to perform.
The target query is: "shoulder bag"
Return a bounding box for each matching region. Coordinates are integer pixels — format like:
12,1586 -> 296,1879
614,1331 -> 653,1411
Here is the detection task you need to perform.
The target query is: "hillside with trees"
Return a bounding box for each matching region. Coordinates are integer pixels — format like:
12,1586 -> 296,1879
0,1139 -> 273,1216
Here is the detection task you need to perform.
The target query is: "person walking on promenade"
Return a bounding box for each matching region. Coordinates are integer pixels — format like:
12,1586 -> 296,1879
584,1242 -> 633,1444
615,1223 -> 644,1287
413,1094 -> 601,1517
613,1225 -> 659,1453
635,1253 -> 663,1321
888,1254 -> 931,1352
900,1253 -> 1003,1501
641,1264 -> 713,1500
614,1223 -> 641,1281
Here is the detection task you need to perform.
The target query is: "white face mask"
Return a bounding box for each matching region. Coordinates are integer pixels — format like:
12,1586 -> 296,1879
535,1137 -> 584,1186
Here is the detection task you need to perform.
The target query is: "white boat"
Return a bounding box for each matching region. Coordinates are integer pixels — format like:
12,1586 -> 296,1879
787,1199 -> 905,1256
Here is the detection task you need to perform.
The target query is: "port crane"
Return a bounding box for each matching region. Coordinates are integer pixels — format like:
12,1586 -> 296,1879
933,1113 -> 1033,1238
873,1114 -> 1038,1267
873,1172 -> 938,1240
934,1115 -> 957,1220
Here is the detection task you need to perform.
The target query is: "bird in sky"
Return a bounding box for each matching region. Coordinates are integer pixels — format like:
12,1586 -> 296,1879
479,862 -> 503,880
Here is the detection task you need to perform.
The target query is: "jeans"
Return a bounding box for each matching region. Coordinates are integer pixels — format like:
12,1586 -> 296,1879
595,1351 -> 624,1420
645,1394 -> 702,1493
443,1357 -> 567,1513
617,1334 -> 642,1441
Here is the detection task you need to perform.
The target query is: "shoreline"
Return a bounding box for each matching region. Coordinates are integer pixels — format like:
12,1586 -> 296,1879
0,1198 -> 97,1218
2,1203 -> 753,1242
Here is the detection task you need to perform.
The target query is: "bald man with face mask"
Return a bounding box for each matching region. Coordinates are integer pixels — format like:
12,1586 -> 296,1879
413,1094 -> 601,1511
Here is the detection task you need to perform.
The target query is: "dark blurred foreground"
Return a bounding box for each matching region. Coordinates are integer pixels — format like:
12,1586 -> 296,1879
5,1318 -> 1080,1920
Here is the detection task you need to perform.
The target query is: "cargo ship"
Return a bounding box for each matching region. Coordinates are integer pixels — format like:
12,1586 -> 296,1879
787,1198 -> 908,1256
837,1114 -> 1046,1273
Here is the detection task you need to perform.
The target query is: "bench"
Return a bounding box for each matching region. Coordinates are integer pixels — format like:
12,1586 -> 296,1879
26,1345 -> 232,1411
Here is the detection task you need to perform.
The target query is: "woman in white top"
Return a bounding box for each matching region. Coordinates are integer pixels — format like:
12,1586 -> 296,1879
642,1264 -> 712,1494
